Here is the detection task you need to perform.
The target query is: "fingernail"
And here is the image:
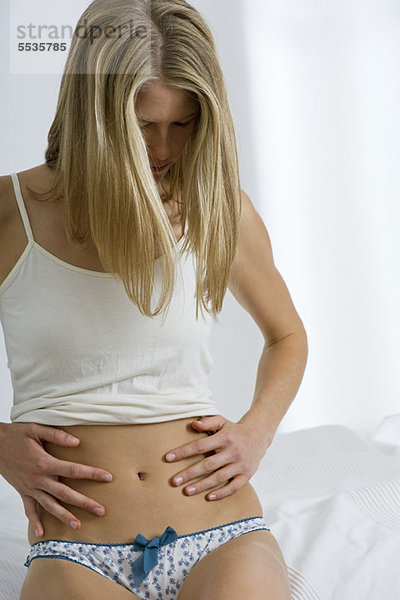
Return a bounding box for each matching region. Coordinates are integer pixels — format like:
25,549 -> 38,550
166,453 -> 176,461
174,476 -> 183,485
186,486 -> 196,494
93,507 -> 104,516
34,527 -> 42,537
102,473 -> 113,481
67,436 -> 79,444
69,521 -> 79,529
208,494 -> 217,500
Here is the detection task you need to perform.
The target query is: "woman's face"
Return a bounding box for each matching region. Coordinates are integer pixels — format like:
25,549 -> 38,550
135,80 -> 199,181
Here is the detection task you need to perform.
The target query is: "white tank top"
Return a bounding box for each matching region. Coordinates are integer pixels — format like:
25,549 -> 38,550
0,173 -> 220,425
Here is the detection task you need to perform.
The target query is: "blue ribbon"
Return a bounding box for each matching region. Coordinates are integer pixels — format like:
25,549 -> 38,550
130,525 -> 178,587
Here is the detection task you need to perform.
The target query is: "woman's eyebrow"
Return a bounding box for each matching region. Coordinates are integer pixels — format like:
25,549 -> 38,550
138,110 -> 198,123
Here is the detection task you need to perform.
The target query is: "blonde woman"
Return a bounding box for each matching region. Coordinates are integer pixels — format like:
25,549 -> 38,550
0,1 -> 307,598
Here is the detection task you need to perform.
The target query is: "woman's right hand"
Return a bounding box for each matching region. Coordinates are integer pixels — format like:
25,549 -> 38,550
0,422 -> 113,537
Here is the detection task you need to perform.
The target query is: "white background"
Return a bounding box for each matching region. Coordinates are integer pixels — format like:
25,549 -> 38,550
0,0 -> 399,437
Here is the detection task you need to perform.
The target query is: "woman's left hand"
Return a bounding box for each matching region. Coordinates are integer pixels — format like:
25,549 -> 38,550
164,414 -> 272,501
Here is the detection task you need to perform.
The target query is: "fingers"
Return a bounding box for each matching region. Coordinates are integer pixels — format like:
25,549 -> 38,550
171,451 -> 245,499
205,474 -> 248,501
30,479 -> 108,532
31,488 -> 83,531
30,424 -> 80,447
171,450 -> 227,486
48,456 -> 113,482
22,495 -> 44,538
165,434 -> 220,462
175,464 -> 245,501
2,423 -> 113,536
28,457 -> 113,532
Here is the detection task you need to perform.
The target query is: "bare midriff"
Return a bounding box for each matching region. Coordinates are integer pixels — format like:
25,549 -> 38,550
27,417 -> 264,546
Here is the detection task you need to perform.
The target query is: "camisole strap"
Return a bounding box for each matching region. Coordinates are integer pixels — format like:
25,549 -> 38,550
10,173 -> 34,242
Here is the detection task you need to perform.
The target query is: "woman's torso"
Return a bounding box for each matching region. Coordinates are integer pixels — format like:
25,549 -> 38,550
30,419 -> 263,545
0,165 -> 263,546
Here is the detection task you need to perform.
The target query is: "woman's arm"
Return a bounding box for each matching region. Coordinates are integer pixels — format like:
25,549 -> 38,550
165,190 -> 308,500
227,189 -> 308,440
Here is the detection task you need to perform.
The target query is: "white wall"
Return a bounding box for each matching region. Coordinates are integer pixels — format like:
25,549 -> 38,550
1,1 -> 399,437
193,0 -> 400,437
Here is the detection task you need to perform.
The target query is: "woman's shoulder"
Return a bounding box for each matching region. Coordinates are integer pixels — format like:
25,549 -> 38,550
0,173 -> 17,229
0,164 -> 55,216
0,173 -> 22,288
0,165 -> 48,288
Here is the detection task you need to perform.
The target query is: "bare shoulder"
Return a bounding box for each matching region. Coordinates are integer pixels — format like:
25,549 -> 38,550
229,189 -> 275,281
228,189 -> 306,344
0,169 -> 37,287
0,174 -> 17,229
0,175 -> 18,287
0,165 -> 50,220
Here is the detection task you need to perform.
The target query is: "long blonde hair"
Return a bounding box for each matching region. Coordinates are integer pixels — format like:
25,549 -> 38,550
29,0 -> 242,321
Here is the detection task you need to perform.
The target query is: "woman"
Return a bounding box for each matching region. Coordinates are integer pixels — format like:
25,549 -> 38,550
0,1 -> 307,598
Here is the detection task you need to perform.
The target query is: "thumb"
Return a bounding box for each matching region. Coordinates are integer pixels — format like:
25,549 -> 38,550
191,415 -> 227,433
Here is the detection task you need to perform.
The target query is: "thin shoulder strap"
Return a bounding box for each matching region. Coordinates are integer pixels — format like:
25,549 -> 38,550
10,173 -> 34,242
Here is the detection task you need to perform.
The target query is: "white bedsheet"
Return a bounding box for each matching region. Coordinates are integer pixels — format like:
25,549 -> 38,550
1,414 -> 399,599
251,413 -> 400,599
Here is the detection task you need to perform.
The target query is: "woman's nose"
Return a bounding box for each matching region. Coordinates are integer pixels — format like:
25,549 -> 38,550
148,143 -> 171,163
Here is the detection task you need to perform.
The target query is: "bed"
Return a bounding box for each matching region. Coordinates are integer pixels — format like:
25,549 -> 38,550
1,413 -> 399,599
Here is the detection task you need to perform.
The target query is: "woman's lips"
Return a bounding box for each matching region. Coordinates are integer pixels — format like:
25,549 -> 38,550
151,163 -> 170,172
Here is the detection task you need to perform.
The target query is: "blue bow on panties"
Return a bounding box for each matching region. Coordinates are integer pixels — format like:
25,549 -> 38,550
131,525 -> 178,587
